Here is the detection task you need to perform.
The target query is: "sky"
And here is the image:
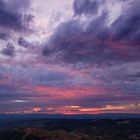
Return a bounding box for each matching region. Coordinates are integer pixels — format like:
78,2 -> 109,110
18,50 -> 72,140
0,0 -> 140,114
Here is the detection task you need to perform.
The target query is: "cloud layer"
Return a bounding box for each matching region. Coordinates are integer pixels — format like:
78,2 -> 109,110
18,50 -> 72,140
0,0 -> 139,114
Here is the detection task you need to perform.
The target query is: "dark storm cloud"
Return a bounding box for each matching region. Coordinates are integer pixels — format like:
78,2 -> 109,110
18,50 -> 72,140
0,32 -> 9,40
42,18 -> 110,65
43,26 -> 138,66
129,72 -> 140,78
73,0 -> 99,15
42,0 -> 140,66
1,43 -> 15,57
42,20 -> 84,63
111,0 -> 140,41
0,8 -> 23,30
0,0 -> 32,31
18,37 -> 31,48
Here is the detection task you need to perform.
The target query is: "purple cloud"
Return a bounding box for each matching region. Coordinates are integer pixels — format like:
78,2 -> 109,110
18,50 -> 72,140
73,0 -> 99,15
0,0 -> 32,31
1,43 -> 15,57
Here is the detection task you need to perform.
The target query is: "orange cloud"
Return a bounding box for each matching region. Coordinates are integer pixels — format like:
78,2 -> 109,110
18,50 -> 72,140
43,105 -> 126,115
33,107 -> 42,112
2,103 -> 140,115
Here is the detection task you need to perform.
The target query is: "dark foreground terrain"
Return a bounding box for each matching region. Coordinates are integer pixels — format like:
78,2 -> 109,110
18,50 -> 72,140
0,118 -> 140,140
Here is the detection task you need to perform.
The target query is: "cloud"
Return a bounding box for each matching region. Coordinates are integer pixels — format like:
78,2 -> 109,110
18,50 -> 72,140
129,72 -> 140,78
0,0 -> 139,114
0,32 -> 9,40
73,0 -> 99,15
1,43 -> 15,57
111,0 -> 140,41
0,0 -> 32,31
42,0 -> 140,67
18,37 -> 32,48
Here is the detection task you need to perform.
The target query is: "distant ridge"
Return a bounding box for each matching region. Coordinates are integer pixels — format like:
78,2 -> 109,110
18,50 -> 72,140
0,113 -> 140,120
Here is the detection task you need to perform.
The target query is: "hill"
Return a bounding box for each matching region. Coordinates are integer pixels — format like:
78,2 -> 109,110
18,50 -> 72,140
0,119 -> 140,140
